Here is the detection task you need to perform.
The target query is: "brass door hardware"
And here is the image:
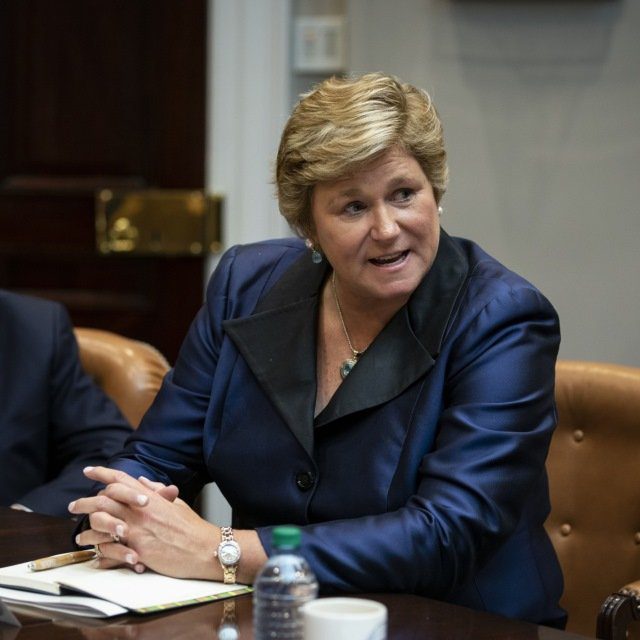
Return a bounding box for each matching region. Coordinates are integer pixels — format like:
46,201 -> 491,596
96,189 -> 223,256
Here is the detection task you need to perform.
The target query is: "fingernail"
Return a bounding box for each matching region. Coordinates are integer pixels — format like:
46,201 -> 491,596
75,534 -> 81,545
136,494 -> 148,506
68,501 -> 76,512
83,466 -> 94,473
138,475 -> 148,482
116,525 -> 124,538
134,564 -> 145,573
126,554 -> 135,565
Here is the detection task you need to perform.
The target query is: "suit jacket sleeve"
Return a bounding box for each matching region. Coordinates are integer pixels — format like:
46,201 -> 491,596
104,249 -> 239,502
105,244 -> 297,499
17,303 -> 133,515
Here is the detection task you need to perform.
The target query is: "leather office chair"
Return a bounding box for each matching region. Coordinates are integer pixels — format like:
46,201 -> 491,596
545,360 -> 640,639
74,327 -> 170,428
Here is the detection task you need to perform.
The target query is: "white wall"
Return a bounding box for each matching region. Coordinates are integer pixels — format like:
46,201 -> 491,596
348,0 -> 640,366
207,0 -> 291,249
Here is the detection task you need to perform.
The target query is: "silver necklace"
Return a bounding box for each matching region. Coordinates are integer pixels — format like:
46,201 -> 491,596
331,272 -> 364,379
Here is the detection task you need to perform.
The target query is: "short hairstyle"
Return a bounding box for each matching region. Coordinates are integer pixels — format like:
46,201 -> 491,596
275,72 -> 449,239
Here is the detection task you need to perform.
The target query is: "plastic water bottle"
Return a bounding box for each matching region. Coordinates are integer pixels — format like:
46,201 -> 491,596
253,525 -> 319,639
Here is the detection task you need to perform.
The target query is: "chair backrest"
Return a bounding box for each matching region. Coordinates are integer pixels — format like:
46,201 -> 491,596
74,327 -> 170,428
545,360 -> 640,637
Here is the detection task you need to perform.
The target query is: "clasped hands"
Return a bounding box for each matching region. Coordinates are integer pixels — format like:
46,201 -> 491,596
69,466 -> 221,580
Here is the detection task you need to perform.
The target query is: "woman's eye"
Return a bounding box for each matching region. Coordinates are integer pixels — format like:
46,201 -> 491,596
393,188 -> 414,202
344,201 -> 365,215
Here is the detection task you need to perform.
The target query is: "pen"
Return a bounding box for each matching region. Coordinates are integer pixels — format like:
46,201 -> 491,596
28,549 -> 97,572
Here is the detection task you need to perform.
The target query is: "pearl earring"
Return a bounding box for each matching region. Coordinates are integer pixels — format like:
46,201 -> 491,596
438,206 -> 443,217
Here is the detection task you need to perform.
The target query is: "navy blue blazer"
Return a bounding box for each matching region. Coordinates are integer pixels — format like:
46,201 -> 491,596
0,291 -> 133,516
111,231 -> 565,627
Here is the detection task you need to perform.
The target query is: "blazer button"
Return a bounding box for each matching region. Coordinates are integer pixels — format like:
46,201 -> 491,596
295,471 -> 315,491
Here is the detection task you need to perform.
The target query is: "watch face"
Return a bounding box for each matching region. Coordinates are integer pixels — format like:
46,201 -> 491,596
219,541 -> 241,565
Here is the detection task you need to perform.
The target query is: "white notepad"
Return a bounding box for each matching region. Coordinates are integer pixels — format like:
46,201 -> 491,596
0,555 -> 251,618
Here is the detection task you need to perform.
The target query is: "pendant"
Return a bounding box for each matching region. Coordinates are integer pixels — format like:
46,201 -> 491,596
340,357 -> 358,379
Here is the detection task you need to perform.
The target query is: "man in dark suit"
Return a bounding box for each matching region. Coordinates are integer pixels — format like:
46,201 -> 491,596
0,289 -> 133,516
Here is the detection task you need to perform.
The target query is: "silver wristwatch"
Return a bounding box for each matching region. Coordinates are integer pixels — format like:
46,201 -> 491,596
216,526 -> 241,584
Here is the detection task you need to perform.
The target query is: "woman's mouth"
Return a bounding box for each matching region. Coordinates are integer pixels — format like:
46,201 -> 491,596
369,250 -> 410,267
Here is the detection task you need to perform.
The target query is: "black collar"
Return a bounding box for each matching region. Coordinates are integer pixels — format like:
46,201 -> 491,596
223,230 -> 468,456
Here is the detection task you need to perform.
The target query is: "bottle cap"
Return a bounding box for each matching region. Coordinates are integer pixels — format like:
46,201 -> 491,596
272,525 -> 301,550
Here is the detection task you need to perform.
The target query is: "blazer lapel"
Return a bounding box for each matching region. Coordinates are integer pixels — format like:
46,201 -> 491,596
314,305 -> 432,427
223,254 -> 327,456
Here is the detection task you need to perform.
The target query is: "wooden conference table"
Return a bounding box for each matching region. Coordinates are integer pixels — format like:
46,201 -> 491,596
0,508 -> 591,640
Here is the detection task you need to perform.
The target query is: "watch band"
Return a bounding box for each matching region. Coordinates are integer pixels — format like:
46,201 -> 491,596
217,526 -> 241,584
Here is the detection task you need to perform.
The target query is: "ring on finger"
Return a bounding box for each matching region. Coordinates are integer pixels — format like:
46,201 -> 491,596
94,544 -> 104,560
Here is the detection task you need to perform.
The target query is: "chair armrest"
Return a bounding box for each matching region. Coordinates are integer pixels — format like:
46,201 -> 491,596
597,580 -> 640,640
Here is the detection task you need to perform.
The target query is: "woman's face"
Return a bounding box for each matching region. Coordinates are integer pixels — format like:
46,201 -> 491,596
311,146 -> 440,308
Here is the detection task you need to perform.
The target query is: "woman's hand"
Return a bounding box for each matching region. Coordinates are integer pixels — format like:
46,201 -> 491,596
70,466 -> 221,580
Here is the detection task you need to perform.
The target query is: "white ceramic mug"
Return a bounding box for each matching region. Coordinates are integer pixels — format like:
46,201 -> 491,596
301,597 -> 387,640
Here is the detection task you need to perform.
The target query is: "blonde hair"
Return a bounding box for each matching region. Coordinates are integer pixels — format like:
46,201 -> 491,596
275,72 -> 448,238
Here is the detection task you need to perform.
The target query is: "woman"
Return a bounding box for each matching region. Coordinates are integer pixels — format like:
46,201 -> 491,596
71,73 -> 565,627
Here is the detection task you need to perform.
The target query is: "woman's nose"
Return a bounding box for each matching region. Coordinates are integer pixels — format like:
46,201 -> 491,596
370,205 -> 400,241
